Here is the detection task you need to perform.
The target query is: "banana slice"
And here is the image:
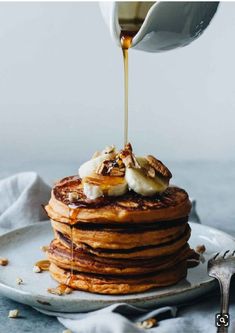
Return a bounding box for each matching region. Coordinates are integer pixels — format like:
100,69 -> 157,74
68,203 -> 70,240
125,157 -> 168,196
79,154 -> 113,179
82,174 -> 128,200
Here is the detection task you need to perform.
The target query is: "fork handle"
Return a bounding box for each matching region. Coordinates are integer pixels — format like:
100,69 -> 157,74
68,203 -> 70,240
217,327 -> 228,333
217,276 -> 231,333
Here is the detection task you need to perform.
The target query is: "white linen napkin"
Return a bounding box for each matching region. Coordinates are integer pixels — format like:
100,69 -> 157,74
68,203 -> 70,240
0,172 -> 212,333
0,172 -> 50,234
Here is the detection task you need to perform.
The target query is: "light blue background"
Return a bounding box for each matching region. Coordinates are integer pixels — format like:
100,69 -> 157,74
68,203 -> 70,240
0,2 -> 234,169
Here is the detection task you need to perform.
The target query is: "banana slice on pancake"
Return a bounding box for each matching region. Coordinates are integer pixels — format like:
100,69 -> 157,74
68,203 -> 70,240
79,155 -> 109,179
125,156 -> 171,196
79,144 -> 172,199
82,174 -> 128,200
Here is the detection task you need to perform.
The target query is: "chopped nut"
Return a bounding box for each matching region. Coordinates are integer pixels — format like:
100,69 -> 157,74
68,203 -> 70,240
119,143 -> 140,169
109,167 -> 125,177
40,245 -> 49,252
136,318 -> 157,329
33,265 -> 42,273
0,257 -> 8,266
146,155 -> 172,179
68,191 -> 79,202
195,244 -> 206,254
96,161 -> 109,175
8,309 -> 19,318
103,145 -> 115,154
16,277 -> 23,285
146,166 -> 156,178
124,143 -> 133,151
47,284 -> 72,296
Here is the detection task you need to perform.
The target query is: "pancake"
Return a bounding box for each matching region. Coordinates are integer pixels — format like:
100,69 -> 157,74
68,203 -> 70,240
45,176 -> 191,224
49,261 -> 187,294
55,223 -> 191,259
48,240 -> 197,275
51,219 -> 187,249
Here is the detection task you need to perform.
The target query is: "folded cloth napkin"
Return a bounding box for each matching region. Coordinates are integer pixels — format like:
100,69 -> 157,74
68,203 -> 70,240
38,303 -> 178,333
0,172 -> 50,234
0,172 -> 206,333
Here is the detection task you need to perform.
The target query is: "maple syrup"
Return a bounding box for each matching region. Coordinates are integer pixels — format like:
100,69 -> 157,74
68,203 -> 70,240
34,259 -> 50,271
120,30 -> 139,146
68,207 -> 76,284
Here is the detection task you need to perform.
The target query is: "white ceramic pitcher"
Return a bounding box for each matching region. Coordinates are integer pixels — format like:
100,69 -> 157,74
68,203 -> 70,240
99,1 -> 219,52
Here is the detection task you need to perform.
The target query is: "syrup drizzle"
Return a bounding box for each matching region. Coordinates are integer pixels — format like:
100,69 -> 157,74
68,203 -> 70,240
120,31 -> 137,146
68,207 -> 77,285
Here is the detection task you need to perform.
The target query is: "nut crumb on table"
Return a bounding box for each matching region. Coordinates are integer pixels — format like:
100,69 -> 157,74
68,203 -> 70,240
8,309 -> 19,318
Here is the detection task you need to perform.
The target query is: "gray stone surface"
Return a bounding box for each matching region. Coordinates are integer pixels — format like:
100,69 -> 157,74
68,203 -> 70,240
0,161 -> 234,332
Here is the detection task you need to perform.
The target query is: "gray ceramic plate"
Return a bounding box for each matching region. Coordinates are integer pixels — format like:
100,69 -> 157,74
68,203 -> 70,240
0,221 -> 234,313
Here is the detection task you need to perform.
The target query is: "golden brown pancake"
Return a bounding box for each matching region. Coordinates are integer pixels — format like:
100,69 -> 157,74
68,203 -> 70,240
45,173 -> 196,294
49,261 -> 188,294
48,240 -> 197,275
45,176 -> 191,224
54,223 -> 191,259
51,219 -> 187,249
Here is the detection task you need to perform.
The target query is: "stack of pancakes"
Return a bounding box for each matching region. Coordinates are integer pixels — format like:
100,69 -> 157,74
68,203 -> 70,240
45,175 -> 198,295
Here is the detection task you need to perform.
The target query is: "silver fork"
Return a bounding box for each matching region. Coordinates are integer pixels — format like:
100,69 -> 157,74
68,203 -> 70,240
208,250 -> 235,333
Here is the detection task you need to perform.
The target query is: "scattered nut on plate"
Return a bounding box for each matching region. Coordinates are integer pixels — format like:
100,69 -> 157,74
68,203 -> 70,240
136,318 -> 157,329
0,257 -> 8,266
16,277 -> 23,285
195,244 -> 206,254
47,284 -> 72,296
33,265 -> 42,273
8,309 -> 19,318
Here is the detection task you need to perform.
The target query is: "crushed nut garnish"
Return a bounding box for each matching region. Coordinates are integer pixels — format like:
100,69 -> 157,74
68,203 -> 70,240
119,143 -> 140,169
0,257 -> 8,266
146,166 -> 156,178
109,167 -> 125,177
33,265 -> 42,273
16,277 -> 23,285
40,245 -> 49,252
47,284 -> 72,296
8,309 -> 19,318
103,145 -> 115,154
195,244 -> 206,254
136,318 -> 157,329
146,155 -> 172,179
68,191 -> 79,202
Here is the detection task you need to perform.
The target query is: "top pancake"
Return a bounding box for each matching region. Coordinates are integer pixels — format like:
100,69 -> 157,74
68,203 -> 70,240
45,176 -> 191,224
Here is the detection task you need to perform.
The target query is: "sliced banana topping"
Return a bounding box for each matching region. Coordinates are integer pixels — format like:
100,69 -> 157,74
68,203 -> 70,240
79,154 -> 113,179
78,143 -> 172,199
125,157 -> 169,196
82,174 -> 128,200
